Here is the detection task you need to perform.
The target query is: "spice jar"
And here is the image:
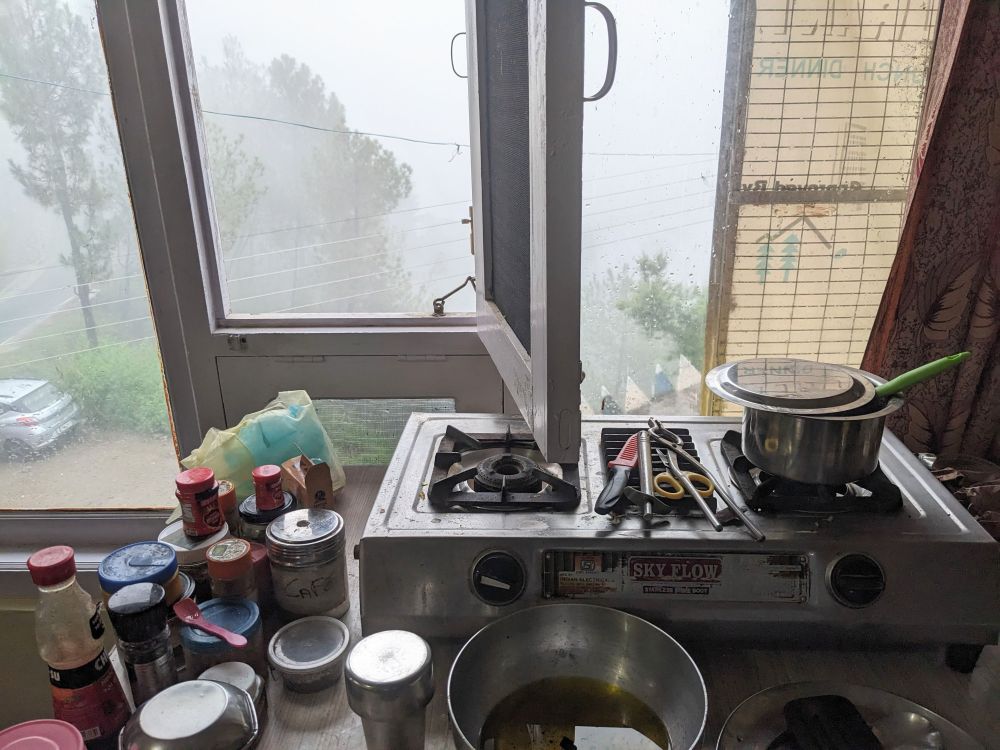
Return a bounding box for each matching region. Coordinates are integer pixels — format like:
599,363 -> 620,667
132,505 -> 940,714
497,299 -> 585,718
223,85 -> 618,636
249,464 -> 292,511
217,479 -> 240,537
207,538 -> 258,603
98,541 -> 182,604
239,493 -> 294,543
175,467 -> 224,538
107,582 -> 177,706
158,520 -> 230,602
266,508 -> 349,618
179,597 -> 265,675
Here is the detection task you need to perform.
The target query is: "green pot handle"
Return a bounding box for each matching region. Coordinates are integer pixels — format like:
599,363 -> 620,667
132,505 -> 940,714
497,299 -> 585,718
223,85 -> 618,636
875,351 -> 970,398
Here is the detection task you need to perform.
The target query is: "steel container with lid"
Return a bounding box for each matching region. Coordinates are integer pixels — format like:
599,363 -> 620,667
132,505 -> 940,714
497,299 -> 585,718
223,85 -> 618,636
707,358 -> 904,484
266,508 -> 349,617
345,630 -> 434,750
118,679 -> 258,750
199,662 -> 267,730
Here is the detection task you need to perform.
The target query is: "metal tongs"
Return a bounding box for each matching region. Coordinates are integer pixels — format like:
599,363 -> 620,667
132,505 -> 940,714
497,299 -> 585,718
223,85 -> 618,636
647,418 -> 766,542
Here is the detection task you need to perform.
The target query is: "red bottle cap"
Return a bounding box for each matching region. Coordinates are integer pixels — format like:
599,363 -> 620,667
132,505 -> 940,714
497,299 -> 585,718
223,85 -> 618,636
27,546 -> 77,587
251,464 -> 283,510
176,467 -> 216,495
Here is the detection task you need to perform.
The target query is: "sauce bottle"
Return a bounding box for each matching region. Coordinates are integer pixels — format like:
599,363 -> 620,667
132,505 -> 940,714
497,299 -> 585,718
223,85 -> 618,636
28,546 -> 130,750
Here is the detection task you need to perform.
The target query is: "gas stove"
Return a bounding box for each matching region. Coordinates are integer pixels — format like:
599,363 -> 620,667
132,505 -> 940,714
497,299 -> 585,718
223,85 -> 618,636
358,414 -> 1000,653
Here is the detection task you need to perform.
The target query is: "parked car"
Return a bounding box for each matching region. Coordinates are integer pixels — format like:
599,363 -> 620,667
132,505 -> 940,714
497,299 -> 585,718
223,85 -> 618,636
0,379 -> 80,457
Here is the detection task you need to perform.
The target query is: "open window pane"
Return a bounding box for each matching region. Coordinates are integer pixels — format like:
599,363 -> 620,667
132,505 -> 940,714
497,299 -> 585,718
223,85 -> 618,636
185,0 -> 476,318
580,0 -> 728,417
707,0 -> 940,414
0,0 -> 176,509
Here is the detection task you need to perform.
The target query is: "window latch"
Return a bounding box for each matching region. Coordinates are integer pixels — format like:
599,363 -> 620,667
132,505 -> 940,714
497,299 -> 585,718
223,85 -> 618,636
432,275 -> 476,316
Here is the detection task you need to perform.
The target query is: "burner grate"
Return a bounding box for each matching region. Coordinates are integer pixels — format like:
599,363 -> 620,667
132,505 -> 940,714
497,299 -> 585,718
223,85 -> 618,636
600,427 -> 700,490
719,430 -> 903,514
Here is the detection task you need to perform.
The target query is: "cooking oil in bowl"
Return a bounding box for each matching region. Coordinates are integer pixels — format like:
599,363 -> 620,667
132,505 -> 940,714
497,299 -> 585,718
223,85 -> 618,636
479,676 -> 670,750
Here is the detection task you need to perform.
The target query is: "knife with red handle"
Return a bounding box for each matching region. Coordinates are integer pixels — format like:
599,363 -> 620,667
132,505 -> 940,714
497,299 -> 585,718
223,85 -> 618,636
595,432 -> 640,515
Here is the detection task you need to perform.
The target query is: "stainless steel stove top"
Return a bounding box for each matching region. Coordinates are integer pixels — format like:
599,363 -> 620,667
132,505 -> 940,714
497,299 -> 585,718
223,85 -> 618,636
359,414 -> 1000,650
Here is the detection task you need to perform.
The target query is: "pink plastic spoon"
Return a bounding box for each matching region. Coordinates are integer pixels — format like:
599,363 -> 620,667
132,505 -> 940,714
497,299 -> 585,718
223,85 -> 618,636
172,598 -> 247,648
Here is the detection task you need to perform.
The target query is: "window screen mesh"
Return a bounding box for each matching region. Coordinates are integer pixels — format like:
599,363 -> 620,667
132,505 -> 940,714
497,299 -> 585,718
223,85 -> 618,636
481,0 -> 532,353
314,398 -> 455,464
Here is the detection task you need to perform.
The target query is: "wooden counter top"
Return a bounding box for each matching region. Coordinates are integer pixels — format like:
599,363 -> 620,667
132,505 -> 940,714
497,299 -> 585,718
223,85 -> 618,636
261,466 -> 999,749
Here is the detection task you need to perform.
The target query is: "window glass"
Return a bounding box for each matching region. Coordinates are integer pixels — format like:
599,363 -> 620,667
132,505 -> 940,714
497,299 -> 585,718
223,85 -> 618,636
185,1 -> 475,318
580,0 -> 727,416
580,0 -> 940,417
0,0 -> 177,509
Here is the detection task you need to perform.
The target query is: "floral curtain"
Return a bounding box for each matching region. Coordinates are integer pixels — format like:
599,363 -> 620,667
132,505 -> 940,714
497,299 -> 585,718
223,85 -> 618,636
863,0 -> 1000,462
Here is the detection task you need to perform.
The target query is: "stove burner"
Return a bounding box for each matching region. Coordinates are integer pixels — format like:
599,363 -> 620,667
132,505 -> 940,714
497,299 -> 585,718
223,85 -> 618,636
428,426 -> 580,512
720,431 -> 902,514
474,453 -> 544,492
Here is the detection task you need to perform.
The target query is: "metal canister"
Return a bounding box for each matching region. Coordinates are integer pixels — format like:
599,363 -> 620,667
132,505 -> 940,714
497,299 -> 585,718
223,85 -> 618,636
345,630 -> 434,750
175,468 -> 224,538
265,509 -> 348,617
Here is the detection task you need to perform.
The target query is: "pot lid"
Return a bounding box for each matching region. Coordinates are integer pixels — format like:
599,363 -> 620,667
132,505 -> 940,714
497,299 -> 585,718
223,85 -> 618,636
706,358 -> 876,414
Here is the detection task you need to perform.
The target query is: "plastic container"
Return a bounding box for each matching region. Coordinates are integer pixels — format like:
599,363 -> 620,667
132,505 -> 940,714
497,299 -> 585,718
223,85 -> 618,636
166,571 -> 195,674
238,493 -> 294,542
98,541 -> 181,603
249,464 -> 292,512
157,520 -> 230,602
27,546 -> 130,750
199,662 -> 267,730
175,467 -> 224,538
207,538 -> 257,603
266,508 -> 348,617
248,542 -> 274,611
0,720 -> 85,750
179,597 -> 265,676
107,582 -> 177,706
267,616 -> 349,693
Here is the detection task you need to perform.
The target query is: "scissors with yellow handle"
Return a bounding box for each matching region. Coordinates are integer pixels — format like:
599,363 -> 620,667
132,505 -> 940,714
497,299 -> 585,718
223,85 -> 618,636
652,470 -> 715,500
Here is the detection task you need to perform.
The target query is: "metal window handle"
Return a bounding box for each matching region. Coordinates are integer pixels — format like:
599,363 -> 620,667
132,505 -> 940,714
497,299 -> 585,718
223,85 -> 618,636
450,32 -> 468,79
584,2 -> 618,102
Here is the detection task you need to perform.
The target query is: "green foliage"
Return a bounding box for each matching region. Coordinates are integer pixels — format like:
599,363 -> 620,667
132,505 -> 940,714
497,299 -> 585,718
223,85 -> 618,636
616,253 -> 708,369
51,341 -> 171,435
206,123 -> 266,251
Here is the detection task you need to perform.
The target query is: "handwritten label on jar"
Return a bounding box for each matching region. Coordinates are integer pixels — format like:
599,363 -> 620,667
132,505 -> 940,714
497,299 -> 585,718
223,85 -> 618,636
282,574 -> 335,599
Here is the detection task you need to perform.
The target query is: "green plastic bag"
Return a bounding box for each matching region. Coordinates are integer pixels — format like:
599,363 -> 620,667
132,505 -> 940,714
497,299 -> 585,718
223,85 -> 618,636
181,390 -> 346,500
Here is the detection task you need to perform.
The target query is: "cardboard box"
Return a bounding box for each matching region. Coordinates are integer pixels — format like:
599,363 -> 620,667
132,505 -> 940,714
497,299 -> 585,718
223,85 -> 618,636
281,455 -> 337,509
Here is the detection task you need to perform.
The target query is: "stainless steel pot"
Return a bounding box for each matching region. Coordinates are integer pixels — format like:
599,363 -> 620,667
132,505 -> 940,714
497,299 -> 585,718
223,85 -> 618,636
448,603 -> 706,750
707,358 -> 903,485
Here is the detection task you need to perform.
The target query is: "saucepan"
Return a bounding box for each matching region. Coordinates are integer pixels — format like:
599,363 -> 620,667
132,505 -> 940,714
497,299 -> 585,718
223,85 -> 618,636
448,603 -> 707,750
706,354 -> 968,485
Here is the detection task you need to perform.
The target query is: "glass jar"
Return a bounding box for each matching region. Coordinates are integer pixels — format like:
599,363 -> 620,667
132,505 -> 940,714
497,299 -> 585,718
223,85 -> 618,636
206,538 -> 257,603
179,597 -> 265,676
98,541 -> 182,604
238,493 -> 294,543
158,520 -> 230,602
266,509 -> 349,618
107,582 -> 177,706
166,571 -> 196,674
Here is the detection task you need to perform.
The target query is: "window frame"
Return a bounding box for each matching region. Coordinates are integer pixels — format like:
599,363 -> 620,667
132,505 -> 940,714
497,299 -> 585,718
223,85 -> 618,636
466,0 -> 585,463
95,0 -> 505,457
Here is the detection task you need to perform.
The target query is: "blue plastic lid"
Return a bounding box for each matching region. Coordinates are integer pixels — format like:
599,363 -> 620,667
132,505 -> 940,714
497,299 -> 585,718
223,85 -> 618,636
98,541 -> 178,594
179,597 -> 261,654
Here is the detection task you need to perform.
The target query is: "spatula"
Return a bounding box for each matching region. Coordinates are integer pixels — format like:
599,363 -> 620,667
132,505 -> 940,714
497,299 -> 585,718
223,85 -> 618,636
172,598 -> 247,648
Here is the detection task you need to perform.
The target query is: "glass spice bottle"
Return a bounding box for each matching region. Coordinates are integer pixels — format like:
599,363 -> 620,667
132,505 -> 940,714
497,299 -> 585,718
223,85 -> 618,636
28,546 -> 130,750
206,538 -> 258,603
107,583 -> 177,706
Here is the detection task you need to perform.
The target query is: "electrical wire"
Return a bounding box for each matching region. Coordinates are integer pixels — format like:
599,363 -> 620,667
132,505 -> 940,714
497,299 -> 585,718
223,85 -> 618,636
0,316 -> 151,348
229,254 -> 471,304
583,218 -> 714,250
0,272 -> 144,303
227,238 -> 468,284
584,172 -> 716,201
583,204 -> 714,235
0,335 -> 155,371
583,189 -> 716,218
0,294 -> 147,327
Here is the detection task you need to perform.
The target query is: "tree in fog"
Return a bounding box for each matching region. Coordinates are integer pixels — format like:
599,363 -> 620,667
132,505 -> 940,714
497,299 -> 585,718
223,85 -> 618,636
0,0 -> 121,346
198,39 -> 418,313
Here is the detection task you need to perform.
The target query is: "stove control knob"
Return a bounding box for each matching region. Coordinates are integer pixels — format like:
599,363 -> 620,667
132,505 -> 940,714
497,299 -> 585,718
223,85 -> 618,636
471,551 -> 526,606
828,554 -> 885,607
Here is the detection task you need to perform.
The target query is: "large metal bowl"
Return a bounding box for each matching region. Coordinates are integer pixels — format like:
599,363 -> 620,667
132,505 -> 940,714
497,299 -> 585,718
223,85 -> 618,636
448,603 -> 707,750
